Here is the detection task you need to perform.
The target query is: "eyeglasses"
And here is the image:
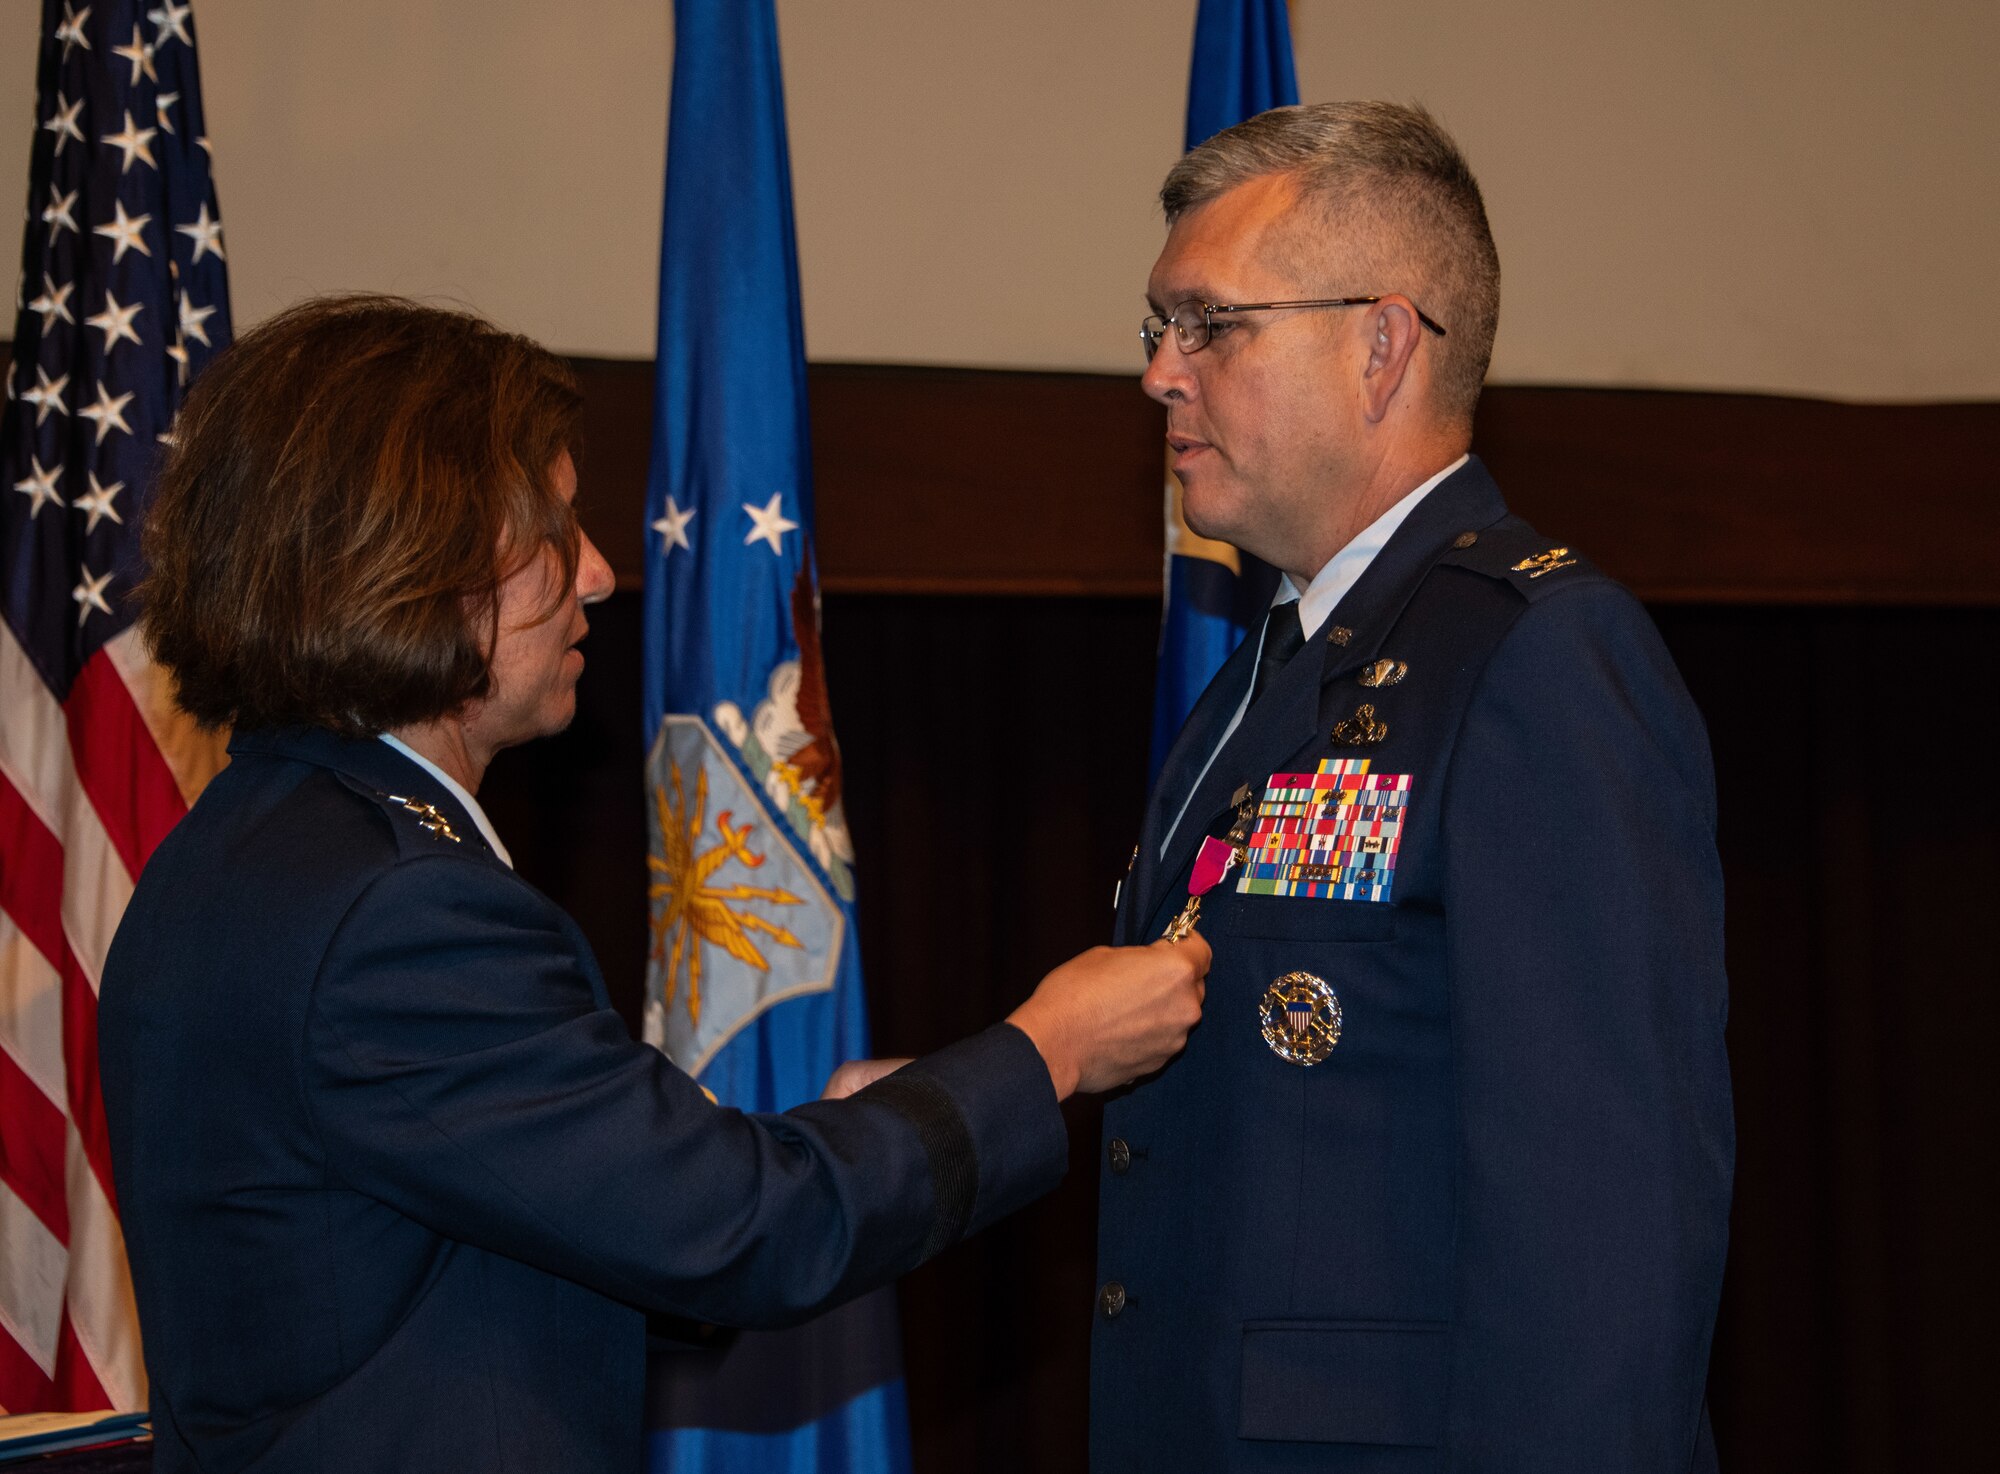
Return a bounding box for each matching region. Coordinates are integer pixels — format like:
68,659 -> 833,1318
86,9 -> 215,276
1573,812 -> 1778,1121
1140,296 -> 1447,360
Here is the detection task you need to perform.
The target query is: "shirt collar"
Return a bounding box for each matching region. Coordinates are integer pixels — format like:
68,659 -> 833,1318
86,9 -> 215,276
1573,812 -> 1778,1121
1280,453 -> 1471,637
377,733 -> 514,868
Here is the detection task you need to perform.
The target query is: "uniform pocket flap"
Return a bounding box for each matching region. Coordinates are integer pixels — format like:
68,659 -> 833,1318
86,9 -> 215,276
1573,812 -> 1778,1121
1238,1320 -> 1446,1446
1218,898 -> 1397,943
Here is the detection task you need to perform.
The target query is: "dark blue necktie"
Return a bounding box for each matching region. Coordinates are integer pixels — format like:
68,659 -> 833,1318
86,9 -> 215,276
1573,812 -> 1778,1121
1249,599 -> 1306,709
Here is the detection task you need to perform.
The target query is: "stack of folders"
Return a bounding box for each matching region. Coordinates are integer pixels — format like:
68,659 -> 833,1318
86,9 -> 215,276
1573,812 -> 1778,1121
0,1411 -> 149,1468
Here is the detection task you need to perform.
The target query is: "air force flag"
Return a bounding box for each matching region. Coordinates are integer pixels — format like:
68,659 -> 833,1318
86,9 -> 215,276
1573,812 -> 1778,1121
640,1 -> 912,1470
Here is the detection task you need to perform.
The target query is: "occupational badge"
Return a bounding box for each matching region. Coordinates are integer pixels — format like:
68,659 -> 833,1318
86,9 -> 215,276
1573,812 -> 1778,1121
1330,702 -> 1389,746
1260,971 -> 1342,1065
1356,658 -> 1407,688
1237,758 -> 1410,902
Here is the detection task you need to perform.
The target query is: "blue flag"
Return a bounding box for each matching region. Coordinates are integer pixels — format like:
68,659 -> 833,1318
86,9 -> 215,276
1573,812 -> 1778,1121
639,2 -> 912,1470
1147,0 -> 1298,780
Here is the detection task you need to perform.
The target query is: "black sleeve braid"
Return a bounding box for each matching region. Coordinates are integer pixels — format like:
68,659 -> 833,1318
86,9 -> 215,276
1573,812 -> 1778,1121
856,1072 -> 978,1262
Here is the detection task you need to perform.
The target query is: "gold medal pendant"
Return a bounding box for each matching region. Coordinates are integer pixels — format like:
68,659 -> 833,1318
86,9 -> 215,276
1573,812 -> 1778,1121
1259,972 -> 1342,1065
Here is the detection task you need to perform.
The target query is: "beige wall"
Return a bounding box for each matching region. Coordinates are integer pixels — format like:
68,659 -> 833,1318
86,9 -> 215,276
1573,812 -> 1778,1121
5,1 -> 1995,400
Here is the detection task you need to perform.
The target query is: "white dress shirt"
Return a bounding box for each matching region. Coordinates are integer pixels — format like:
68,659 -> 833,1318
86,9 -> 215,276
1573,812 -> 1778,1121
1158,454 -> 1469,857
378,732 -> 514,868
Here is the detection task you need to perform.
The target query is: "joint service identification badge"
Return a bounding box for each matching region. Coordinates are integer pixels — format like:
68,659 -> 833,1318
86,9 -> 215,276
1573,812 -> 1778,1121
1261,972 -> 1342,1065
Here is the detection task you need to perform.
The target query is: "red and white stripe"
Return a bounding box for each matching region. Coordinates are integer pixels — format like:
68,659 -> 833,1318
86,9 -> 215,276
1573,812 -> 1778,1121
0,620 -> 225,1414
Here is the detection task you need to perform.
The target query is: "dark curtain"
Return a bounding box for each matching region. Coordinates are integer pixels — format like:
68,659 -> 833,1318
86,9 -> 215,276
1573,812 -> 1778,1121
481,592 -> 2000,1474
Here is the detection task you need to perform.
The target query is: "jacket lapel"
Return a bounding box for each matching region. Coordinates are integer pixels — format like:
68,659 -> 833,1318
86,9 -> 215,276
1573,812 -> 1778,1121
1122,629 -> 1264,942
1139,632 -> 1324,932
1315,457 -> 1509,686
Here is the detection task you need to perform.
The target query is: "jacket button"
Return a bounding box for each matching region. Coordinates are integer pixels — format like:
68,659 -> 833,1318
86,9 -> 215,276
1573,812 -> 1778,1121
1099,1281 -> 1127,1319
1108,1138 -> 1132,1174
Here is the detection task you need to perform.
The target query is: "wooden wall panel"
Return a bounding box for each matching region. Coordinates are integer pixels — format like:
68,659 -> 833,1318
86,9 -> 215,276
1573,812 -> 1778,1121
571,358 -> 2000,606
1474,391 -> 2000,605
573,359 -> 1169,597
13,333 -> 1981,606
804,365 -> 1168,596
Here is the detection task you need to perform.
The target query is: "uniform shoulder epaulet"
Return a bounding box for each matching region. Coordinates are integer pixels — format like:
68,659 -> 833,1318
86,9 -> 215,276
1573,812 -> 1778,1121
324,768 -> 471,858
1436,515 -> 1606,602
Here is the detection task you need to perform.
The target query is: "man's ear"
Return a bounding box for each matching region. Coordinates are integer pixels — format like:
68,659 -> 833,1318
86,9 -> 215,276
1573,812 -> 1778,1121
1359,296 -> 1426,425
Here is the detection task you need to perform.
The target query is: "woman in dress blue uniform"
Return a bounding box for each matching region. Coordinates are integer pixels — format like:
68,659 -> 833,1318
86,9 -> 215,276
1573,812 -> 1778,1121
98,296 -> 1208,1474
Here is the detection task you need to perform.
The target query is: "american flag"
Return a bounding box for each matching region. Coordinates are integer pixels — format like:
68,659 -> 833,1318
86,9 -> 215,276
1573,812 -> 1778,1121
1,0 -> 230,1414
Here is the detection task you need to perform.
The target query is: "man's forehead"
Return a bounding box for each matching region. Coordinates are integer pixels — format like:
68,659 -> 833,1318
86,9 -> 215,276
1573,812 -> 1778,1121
1148,172 -> 1316,304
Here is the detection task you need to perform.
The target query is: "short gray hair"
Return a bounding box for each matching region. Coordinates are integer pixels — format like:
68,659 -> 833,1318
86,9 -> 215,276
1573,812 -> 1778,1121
1162,102 -> 1499,425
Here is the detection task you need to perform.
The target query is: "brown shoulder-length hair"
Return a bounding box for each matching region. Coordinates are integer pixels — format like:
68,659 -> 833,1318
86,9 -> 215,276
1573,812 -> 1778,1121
142,294 -> 583,737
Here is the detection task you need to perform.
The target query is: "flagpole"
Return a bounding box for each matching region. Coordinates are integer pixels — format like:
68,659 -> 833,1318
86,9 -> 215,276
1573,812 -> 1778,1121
1146,0 -> 1299,782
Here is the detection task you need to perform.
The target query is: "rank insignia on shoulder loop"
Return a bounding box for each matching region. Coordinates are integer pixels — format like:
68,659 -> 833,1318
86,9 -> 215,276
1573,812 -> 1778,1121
1357,658 -> 1407,689
1512,547 -> 1579,579
385,793 -> 461,844
1261,971 -> 1342,1065
1331,702 -> 1389,746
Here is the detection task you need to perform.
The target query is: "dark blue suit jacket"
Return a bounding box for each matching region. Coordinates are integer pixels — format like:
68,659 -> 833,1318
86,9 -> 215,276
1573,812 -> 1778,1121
1094,459 -> 1733,1471
99,727 -> 1065,1473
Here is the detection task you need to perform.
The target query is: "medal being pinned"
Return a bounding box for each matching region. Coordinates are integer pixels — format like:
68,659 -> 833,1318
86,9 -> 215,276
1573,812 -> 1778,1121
1163,836 -> 1241,942
1162,790 -> 1259,942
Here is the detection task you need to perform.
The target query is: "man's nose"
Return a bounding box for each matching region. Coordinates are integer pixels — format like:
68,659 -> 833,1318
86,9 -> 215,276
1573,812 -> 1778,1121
1142,337 -> 1194,405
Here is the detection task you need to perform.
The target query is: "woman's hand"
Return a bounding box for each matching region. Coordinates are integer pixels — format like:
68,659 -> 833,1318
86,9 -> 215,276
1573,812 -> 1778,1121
1005,934 -> 1211,1100
820,1057 -> 916,1100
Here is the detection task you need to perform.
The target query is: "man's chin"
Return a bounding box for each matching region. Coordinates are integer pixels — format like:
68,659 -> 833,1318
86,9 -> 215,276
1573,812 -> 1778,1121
1180,497 -> 1252,558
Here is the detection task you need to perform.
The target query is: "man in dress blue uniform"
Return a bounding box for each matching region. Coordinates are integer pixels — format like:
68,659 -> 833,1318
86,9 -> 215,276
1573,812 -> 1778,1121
1093,103 -> 1734,1471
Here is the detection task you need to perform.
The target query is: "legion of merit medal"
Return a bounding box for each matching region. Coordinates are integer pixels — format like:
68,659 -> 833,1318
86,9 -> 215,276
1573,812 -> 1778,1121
1163,791 -> 1262,941
1164,836 -> 1239,942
